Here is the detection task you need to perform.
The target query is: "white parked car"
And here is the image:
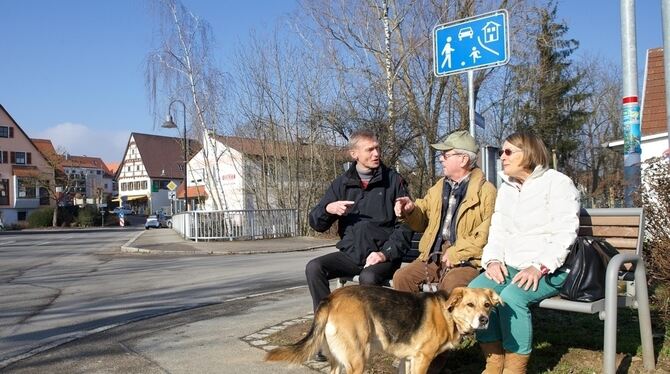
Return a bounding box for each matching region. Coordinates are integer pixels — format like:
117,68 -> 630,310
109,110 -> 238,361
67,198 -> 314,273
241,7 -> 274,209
112,206 -> 134,215
145,215 -> 169,229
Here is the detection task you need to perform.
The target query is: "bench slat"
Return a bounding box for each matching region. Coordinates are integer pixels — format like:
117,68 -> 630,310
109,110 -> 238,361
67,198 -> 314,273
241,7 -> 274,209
600,237 -> 638,250
578,226 -> 639,238
579,215 -> 640,226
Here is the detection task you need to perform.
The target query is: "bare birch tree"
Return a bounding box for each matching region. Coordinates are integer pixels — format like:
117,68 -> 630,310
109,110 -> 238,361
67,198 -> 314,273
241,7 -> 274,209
146,0 -> 229,210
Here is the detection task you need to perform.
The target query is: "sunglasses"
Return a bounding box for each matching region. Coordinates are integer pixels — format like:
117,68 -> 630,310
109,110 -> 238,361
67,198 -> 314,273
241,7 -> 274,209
498,148 -> 523,157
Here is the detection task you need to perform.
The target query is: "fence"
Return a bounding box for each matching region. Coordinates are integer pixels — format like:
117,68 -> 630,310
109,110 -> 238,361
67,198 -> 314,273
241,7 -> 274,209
170,209 -> 298,242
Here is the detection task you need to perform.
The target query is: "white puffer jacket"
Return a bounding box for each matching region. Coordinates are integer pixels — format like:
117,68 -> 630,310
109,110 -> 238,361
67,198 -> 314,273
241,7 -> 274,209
482,166 -> 580,272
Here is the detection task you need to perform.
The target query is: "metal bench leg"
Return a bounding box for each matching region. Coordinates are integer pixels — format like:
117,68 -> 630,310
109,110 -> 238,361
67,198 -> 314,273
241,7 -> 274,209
634,262 -> 656,371
603,264 -> 619,374
603,254 -> 656,374
397,358 -> 409,374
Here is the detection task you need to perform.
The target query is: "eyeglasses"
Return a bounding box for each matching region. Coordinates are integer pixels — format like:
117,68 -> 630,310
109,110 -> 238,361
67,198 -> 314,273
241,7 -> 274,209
498,148 -> 523,157
440,152 -> 464,159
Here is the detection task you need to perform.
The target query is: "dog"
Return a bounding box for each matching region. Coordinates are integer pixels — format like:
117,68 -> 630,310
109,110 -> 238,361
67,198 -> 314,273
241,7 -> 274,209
265,285 -> 502,374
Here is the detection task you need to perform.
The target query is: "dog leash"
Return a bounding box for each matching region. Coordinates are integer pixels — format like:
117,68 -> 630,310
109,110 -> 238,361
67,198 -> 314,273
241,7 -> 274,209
423,251 -> 476,292
423,251 -> 447,292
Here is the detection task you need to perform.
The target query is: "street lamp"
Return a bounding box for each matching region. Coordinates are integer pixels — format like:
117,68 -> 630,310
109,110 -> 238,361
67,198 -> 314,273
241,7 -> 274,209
162,99 -> 188,212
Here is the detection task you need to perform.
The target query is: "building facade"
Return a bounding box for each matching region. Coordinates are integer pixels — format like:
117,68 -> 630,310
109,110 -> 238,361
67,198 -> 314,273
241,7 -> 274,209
115,132 -> 199,215
0,105 -> 55,225
33,138 -> 114,207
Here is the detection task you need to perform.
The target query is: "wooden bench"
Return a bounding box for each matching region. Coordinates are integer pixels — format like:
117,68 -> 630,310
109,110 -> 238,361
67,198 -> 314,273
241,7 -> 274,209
537,207 -> 654,373
338,208 -> 656,374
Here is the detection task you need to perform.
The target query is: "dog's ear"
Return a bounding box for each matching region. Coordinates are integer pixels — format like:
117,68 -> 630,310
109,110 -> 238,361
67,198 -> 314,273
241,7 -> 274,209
485,289 -> 503,307
445,287 -> 465,311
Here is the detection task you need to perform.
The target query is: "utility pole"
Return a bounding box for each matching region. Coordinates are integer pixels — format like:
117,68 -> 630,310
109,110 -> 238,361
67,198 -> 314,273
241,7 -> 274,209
662,0 -> 670,145
620,0 -> 641,207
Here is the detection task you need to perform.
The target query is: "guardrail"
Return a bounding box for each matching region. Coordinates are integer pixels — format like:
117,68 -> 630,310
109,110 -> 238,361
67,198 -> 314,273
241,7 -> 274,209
170,209 -> 298,242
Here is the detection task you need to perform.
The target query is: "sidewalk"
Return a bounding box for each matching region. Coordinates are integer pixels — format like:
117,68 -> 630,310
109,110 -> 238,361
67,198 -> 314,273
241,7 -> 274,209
121,228 -> 338,255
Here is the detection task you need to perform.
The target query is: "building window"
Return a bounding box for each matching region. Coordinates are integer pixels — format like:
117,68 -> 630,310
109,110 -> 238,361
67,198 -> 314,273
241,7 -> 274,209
121,182 -> 127,191
134,181 -> 141,190
96,170 -> 101,175
0,179 -> 8,205
39,187 -> 49,205
141,181 -> 147,190
136,165 -> 140,171
104,183 -> 108,189
17,178 -> 36,198
14,152 -> 26,165
0,126 -> 9,138
17,211 -> 27,221
127,166 -> 131,172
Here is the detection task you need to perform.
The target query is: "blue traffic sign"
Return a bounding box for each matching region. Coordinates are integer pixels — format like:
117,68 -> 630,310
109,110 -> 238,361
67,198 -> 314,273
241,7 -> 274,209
434,10 -> 509,76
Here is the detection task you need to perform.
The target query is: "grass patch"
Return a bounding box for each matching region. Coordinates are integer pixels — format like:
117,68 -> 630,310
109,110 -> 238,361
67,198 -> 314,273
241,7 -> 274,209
265,306 -> 669,373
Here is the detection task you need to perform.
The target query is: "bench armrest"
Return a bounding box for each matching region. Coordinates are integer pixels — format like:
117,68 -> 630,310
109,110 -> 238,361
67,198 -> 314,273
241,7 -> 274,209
605,253 -> 643,309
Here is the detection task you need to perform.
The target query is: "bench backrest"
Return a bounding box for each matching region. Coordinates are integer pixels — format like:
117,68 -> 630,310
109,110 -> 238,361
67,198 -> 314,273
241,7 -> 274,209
579,207 -> 644,269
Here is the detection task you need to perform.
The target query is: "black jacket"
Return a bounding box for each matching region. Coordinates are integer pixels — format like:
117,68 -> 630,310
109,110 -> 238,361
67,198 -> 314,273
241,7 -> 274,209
309,162 -> 412,265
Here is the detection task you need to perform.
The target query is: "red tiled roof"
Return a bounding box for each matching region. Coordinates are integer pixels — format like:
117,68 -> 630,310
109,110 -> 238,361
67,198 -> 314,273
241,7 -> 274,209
127,133 -> 202,179
642,48 -> 668,136
30,138 -> 114,176
105,161 -> 120,174
32,139 -> 58,158
176,183 -> 208,199
63,155 -> 112,172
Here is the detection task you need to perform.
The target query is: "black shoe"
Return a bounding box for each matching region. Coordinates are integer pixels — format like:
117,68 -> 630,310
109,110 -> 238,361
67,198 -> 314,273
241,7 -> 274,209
314,351 -> 328,362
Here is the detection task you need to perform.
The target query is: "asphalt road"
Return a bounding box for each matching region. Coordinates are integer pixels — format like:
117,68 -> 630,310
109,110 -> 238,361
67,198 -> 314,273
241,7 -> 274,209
0,229 -> 326,370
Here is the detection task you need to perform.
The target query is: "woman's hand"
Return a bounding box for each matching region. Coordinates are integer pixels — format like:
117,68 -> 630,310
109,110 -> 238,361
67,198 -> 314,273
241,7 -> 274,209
512,266 -> 542,291
484,261 -> 508,284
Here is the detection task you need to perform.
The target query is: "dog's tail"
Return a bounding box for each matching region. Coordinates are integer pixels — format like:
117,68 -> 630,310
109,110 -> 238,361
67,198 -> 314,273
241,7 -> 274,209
265,299 -> 330,364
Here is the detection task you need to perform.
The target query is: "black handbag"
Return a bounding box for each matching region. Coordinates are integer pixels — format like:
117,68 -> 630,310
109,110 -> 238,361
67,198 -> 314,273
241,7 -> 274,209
559,236 -> 619,302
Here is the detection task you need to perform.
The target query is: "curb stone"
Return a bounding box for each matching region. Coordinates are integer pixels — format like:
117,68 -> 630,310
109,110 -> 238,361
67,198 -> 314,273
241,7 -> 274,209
242,313 -> 331,373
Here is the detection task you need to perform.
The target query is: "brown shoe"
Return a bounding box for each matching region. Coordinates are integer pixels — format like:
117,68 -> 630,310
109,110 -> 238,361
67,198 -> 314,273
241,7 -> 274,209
502,352 -> 529,374
480,341 -> 505,374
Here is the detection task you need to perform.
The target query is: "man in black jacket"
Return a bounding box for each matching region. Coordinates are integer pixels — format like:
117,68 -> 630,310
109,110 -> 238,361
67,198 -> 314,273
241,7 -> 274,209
307,130 -> 412,352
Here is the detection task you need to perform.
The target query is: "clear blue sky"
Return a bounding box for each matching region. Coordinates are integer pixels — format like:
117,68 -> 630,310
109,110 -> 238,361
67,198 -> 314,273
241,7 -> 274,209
0,0 -> 662,164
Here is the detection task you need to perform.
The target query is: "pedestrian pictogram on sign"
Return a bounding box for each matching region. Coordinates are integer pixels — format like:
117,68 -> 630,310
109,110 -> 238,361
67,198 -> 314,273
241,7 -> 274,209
434,10 -> 509,77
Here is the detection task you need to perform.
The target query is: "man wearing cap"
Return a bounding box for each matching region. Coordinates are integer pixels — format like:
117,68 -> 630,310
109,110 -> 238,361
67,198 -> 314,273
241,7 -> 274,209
393,130 -> 496,294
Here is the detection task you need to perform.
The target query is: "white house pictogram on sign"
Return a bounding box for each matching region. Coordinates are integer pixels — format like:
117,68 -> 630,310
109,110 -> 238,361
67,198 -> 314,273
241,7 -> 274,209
482,21 -> 501,43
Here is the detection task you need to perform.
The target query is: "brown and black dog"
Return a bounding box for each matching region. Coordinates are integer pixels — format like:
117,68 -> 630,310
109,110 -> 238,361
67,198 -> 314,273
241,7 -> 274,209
265,285 -> 502,374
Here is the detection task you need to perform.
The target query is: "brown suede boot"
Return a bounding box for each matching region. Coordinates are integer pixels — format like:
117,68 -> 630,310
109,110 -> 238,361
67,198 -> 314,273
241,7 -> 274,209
501,352 -> 530,374
480,341 -> 505,374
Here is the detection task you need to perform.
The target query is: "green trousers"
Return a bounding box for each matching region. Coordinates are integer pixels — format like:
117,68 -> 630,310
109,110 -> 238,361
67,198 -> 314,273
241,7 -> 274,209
469,266 -> 567,354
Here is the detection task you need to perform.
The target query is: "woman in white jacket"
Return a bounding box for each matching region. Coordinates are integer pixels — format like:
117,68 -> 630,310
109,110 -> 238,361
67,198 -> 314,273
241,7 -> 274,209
469,132 -> 580,374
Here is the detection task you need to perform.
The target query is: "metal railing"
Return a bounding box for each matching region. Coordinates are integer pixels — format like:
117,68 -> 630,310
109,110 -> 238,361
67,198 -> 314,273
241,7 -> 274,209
170,209 -> 298,241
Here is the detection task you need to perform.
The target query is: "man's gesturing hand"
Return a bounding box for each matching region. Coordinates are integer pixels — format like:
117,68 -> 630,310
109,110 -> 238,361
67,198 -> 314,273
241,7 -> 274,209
394,196 -> 415,218
326,201 -> 355,216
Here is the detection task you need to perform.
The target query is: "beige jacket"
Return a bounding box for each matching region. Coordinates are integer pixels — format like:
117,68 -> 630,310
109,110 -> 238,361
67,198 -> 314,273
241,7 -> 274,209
404,168 -> 496,266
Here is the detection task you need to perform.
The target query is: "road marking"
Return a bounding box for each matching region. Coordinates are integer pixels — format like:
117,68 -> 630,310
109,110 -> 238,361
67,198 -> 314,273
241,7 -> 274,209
35,241 -> 52,246
0,240 -> 15,246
